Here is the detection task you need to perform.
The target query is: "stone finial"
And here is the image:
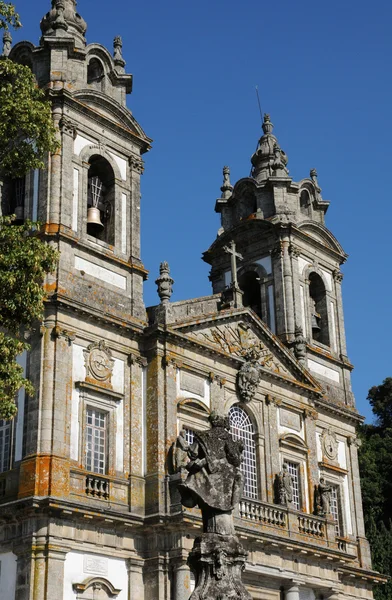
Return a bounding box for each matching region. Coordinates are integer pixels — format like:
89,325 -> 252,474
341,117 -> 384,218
220,165 -> 233,200
113,35 -> 126,68
155,261 -> 174,304
251,113 -> 289,182
310,168 -> 319,186
262,113 -> 274,135
40,0 -> 87,48
2,31 -> 12,57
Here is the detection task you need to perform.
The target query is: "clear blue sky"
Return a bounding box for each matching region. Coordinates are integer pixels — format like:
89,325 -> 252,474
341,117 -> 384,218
15,0 -> 392,422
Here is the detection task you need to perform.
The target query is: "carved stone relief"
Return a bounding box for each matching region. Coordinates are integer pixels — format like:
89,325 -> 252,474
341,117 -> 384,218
321,428 -> 338,462
84,341 -> 114,384
188,321 -> 290,377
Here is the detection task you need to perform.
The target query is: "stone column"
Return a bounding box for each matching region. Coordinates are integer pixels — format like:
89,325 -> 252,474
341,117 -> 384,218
333,270 -> 347,357
271,243 -> 285,339
48,104 -> 62,224
265,395 -> 281,504
348,436 -> 372,568
44,547 -> 67,600
289,243 -> 302,331
285,583 -> 300,600
173,561 -> 192,600
303,408 -> 319,511
58,116 -> 76,228
127,557 -> 145,600
282,235 -> 295,342
129,352 -> 147,516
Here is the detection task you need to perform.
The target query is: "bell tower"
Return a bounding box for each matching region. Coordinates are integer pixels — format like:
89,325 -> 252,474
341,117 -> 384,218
6,0 -> 151,321
204,114 -> 353,408
0,3 -> 152,598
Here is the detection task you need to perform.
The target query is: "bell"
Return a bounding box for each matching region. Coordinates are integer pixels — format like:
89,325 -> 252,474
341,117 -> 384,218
311,313 -> 321,331
87,206 -> 104,229
14,206 -> 24,222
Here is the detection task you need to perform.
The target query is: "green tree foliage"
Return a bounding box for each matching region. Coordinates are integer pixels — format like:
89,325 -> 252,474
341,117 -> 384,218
0,57 -> 59,178
0,4 -> 59,419
359,378 -> 392,599
0,1 -> 21,30
0,217 -> 58,419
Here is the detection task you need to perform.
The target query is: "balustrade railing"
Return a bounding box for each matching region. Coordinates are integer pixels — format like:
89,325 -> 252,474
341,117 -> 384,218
85,475 -> 110,500
298,514 -> 325,537
239,499 -> 287,527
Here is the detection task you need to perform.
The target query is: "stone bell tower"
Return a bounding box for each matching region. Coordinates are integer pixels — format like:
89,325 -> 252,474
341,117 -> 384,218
0,2 -> 152,598
203,113 -> 354,410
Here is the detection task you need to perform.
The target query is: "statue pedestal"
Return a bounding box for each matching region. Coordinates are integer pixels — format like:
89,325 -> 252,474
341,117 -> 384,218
188,533 -> 251,600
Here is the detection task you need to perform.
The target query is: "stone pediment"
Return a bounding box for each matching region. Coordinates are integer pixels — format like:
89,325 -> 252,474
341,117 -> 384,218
171,311 -> 322,393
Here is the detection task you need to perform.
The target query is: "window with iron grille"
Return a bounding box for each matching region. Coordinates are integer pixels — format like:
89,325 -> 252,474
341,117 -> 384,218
229,406 -> 258,499
330,484 -> 342,536
0,420 -> 11,473
284,461 -> 300,510
85,409 -> 107,474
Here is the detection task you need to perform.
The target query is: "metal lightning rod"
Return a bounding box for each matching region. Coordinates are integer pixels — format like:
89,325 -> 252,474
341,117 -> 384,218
255,85 -> 263,124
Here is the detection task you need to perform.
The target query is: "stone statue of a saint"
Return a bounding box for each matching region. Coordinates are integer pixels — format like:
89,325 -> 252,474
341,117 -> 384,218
178,412 -> 251,600
278,463 -> 293,506
316,477 -> 332,515
173,429 -> 190,472
178,412 -> 244,535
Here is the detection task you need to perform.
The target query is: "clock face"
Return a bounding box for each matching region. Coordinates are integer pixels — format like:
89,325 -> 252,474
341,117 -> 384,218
323,432 -> 338,460
89,348 -> 112,381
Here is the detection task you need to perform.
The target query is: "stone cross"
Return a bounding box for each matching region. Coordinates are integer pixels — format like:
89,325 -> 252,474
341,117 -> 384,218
223,240 -> 243,287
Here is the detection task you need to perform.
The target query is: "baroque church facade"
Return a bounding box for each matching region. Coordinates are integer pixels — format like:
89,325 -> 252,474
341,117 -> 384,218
0,2 -> 383,599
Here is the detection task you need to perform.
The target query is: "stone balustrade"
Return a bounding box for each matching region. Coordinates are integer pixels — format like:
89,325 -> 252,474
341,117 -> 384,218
239,498 -> 287,527
297,514 -> 325,537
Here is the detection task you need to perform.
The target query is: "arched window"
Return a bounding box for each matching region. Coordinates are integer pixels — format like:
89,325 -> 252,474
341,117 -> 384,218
238,271 -> 262,318
309,272 -> 329,346
87,155 -> 115,244
87,58 -> 105,90
229,406 -> 258,499
300,190 -> 311,217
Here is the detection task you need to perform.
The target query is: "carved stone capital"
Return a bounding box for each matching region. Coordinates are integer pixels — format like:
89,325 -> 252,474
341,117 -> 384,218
333,269 -> 344,283
271,242 -> 284,258
59,116 -> 76,136
347,436 -> 362,449
52,325 -> 76,343
162,355 -> 182,369
289,243 -> 300,258
129,155 -> 144,174
304,407 -> 318,421
208,372 -> 226,387
265,394 -> 282,407
128,352 -> 147,368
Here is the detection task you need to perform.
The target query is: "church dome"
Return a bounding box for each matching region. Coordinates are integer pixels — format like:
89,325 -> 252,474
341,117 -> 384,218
251,114 -> 289,182
40,0 -> 87,48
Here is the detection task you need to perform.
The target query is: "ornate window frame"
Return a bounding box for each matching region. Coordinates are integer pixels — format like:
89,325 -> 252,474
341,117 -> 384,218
279,433 -> 309,512
73,577 -> 121,598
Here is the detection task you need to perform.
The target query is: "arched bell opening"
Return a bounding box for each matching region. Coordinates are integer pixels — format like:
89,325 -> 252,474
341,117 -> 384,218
299,189 -> 311,217
309,272 -> 329,346
238,271 -> 262,318
87,57 -> 105,90
87,155 -> 115,244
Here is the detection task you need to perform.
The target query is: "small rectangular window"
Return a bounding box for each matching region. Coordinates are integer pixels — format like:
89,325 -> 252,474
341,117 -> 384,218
0,420 -> 11,473
184,428 -> 195,445
85,409 -> 107,474
284,460 -> 300,510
